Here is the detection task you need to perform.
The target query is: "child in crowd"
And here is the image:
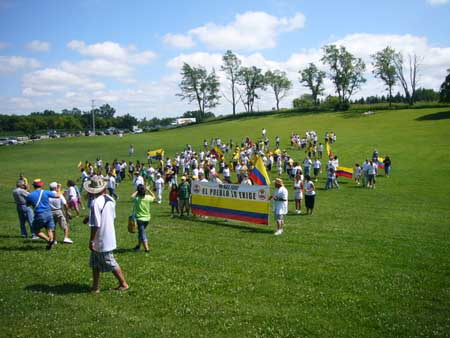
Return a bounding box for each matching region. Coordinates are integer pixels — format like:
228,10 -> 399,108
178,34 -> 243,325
354,163 -> 362,185
169,184 -> 179,217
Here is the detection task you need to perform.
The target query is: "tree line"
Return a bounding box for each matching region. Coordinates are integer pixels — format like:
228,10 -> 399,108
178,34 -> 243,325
0,104 -> 177,136
178,45 -> 450,114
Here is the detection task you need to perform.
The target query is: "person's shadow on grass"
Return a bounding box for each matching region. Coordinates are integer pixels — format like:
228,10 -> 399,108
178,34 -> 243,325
25,283 -> 90,295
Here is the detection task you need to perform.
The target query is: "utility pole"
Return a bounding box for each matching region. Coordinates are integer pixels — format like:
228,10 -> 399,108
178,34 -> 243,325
91,99 -> 95,135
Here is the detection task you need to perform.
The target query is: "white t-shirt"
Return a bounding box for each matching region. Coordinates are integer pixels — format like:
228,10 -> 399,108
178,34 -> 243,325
223,167 -> 230,177
304,181 -> 316,196
49,195 -> 67,210
89,195 -> 116,252
107,176 -> 116,189
68,186 -> 77,199
273,186 -> 288,215
154,177 -> 164,191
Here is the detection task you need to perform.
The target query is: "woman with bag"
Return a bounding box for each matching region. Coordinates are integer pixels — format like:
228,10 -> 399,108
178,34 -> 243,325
130,184 -> 155,252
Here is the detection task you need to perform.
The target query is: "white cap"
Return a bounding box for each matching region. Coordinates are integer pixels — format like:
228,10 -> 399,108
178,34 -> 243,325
49,182 -> 58,190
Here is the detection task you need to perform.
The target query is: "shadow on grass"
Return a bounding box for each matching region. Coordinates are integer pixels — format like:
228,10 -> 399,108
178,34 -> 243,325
415,111 -> 450,121
0,245 -> 43,251
202,219 -> 274,234
25,283 -> 90,295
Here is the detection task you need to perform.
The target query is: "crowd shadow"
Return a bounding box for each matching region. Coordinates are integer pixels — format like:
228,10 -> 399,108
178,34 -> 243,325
25,283 -> 90,295
415,111 -> 450,121
203,219 -> 274,234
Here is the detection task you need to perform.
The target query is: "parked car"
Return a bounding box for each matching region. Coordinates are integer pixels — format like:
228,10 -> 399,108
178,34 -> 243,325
30,134 -> 41,140
74,131 -> 82,137
0,138 -> 9,146
96,131 -> 105,136
48,130 -> 59,138
84,130 -> 92,136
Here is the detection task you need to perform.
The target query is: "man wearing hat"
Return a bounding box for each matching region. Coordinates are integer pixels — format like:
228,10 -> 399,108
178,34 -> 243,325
84,178 -> 129,293
26,179 -> 61,249
12,180 -> 35,238
270,178 -> 288,236
178,176 -> 191,217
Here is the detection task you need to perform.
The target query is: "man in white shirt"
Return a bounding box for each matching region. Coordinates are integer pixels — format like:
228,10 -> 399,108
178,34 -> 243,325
270,178 -> 288,235
85,178 -> 128,293
154,173 -> 165,204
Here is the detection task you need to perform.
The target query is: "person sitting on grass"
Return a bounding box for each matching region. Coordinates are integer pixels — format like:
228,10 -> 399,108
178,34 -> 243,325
85,178 -> 129,293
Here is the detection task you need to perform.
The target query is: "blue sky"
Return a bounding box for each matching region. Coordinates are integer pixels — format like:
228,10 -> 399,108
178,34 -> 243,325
1,0 -> 449,118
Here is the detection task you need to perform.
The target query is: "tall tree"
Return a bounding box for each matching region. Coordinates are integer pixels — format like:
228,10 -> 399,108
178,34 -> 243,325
237,66 -> 266,112
178,63 -> 220,116
439,69 -> 450,103
321,45 -> 366,108
371,46 -> 397,107
97,104 -> 116,119
393,52 -> 421,105
299,63 -> 326,105
264,70 -> 292,110
221,50 -> 241,116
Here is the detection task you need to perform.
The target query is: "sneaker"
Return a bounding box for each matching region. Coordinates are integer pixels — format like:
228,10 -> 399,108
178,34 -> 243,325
63,238 -> 74,244
133,245 -> 141,252
274,230 -> 282,235
21,234 -> 27,238
296,210 -> 301,215
31,234 -> 40,240
46,240 -> 56,250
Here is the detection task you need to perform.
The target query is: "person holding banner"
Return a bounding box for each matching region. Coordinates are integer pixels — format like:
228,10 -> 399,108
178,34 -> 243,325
270,178 -> 288,236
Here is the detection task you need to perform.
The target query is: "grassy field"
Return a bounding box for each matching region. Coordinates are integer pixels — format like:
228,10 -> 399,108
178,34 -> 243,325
1,107 -> 449,337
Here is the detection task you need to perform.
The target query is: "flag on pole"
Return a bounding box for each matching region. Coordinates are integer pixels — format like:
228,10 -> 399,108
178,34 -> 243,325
148,149 -> 165,160
210,145 -> 224,159
249,156 -> 271,185
335,166 -> 354,179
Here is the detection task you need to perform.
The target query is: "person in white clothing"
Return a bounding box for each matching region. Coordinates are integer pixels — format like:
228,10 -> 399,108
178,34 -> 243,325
49,182 -> 73,244
85,178 -> 128,293
133,172 -> 144,190
270,178 -> 288,235
293,172 -> 303,214
154,173 -> 165,204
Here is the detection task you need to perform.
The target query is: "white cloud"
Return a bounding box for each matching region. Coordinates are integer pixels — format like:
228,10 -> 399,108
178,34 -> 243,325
67,40 -> 156,64
22,68 -> 104,96
60,59 -> 133,80
426,0 -> 449,6
163,33 -> 195,49
4,33 -> 450,118
0,56 -> 40,73
187,11 -> 305,51
27,40 -> 51,52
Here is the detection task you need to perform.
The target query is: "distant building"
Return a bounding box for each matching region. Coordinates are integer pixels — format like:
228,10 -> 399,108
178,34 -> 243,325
172,118 -> 196,126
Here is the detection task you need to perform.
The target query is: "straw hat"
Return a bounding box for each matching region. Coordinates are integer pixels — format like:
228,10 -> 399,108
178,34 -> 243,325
83,178 -> 107,194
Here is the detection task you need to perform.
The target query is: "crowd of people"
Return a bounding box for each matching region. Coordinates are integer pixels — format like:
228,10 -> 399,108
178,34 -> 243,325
11,128 -> 392,292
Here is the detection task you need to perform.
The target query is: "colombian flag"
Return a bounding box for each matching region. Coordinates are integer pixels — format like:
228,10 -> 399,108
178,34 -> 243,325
210,145 -> 224,159
326,142 -> 333,158
148,149 -> 164,160
249,156 -> 271,185
336,166 -> 353,179
377,157 -> 385,169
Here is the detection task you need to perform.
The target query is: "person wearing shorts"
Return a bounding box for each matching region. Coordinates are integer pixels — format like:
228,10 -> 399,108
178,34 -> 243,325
26,179 -> 61,250
85,178 -> 128,293
49,182 -> 73,244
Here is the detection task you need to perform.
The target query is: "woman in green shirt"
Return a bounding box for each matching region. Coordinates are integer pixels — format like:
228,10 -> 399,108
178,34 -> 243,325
131,184 -> 155,252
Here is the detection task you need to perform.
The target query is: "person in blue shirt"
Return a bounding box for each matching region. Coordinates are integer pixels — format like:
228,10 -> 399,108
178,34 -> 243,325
26,179 -> 61,250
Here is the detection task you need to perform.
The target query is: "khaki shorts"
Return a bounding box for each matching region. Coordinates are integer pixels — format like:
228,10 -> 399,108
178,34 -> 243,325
89,251 -> 118,272
52,209 -> 68,230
